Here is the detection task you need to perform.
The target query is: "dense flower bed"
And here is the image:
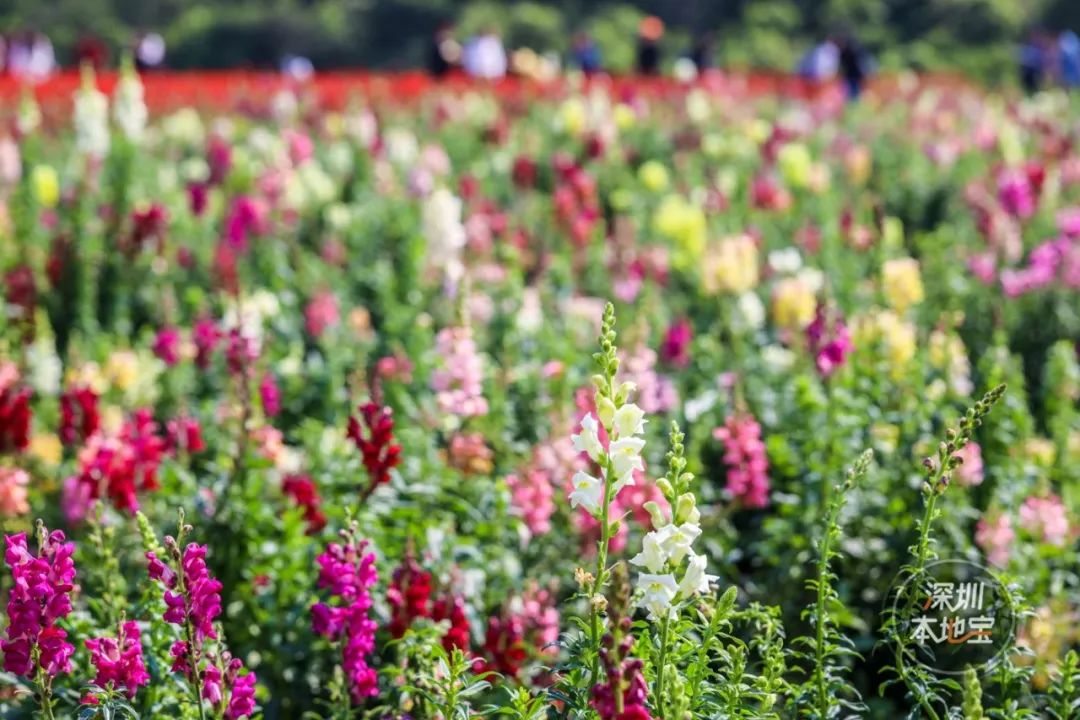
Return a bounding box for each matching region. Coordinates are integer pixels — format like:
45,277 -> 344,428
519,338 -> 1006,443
0,66 -> 1078,719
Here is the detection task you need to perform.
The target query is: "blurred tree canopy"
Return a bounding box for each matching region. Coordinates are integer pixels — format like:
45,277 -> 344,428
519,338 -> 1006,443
0,0 -> 1076,81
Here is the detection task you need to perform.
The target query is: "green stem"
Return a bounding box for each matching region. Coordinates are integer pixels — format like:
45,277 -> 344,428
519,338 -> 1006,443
813,510 -> 835,717
35,669 -> 55,720
186,620 -> 209,720
655,615 -> 671,719
894,489 -> 941,720
588,454 -> 614,683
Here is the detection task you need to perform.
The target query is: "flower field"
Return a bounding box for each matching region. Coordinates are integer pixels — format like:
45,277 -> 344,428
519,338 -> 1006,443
0,67 -> 1079,719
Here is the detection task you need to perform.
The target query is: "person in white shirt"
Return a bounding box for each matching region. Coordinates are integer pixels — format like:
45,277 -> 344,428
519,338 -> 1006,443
462,27 -> 507,80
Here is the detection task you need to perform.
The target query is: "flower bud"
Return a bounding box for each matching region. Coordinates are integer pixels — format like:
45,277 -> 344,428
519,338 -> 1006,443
597,396 -> 616,429
644,501 -> 668,529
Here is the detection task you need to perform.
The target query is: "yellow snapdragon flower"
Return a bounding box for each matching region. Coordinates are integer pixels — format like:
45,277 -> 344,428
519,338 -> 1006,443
31,165 -> 59,208
653,194 -> 706,268
703,234 -> 759,295
771,277 -> 816,329
638,160 -> 669,192
882,257 -> 925,313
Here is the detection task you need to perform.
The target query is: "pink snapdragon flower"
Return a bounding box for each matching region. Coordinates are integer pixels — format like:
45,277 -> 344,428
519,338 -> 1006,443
975,513 -> 1014,567
620,347 -> 678,414
1019,494 -> 1070,547
714,412 -> 771,508
86,621 -> 150,698
952,442 -> 984,487
311,531 -> 379,702
505,470 -> 556,537
2,528 -> 77,678
1058,207 -> 1080,238
431,326 -> 488,417
305,291 -> 340,339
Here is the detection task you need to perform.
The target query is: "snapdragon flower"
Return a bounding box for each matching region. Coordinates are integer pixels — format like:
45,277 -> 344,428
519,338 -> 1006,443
630,423 -> 716,620
73,66 -> 110,159
112,60 -> 147,142
2,525 -> 77,678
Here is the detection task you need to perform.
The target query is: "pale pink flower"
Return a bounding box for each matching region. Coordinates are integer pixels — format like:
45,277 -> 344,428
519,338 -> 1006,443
1019,494 -> 1070,547
953,442 -> 984,487
976,513 -> 1014,567
0,467 -> 29,517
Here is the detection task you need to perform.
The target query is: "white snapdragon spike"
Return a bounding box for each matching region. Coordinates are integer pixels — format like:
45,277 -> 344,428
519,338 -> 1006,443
630,530 -> 669,574
679,553 -> 718,597
569,471 -> 603,515
74,72 -> 110,159
612,402 -> 645,437
571,413 -> 605,462
422,187 -> 466,281
569,382 -> 647,519
637,573 -> 679,620
609,437 -> 645,491
17,92 -> 41,136
658,521 -> 702,565
632,422 -> 717,619
113,67 -> 147,142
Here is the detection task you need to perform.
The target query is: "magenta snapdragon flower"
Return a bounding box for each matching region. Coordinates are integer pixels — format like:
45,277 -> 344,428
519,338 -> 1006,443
148,543 -> 223,644
86,621 -> 150,698
259,372 -> 281,418
148,538 -> 257,718
2,527 -> 77,678
153,326 -> 183,366
311,530 -> 379,702
590,620 -> 652,720
997,168 -> 1036,219
659,318 -> 693,368
806,306 -> 852,378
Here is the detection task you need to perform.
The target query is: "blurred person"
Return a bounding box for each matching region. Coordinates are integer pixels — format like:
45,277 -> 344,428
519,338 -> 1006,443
636,16 -> 664,75
797,38 -> 838,80
688,32 -> 715,73
134,30 -> 166,71
1060,30 -> 1080,89
281,54 -> 314,82
1020,29 -> 1046,94
7,30 -> 54,83
837,33 -> 869,101
428,21 -> 460,78
571,31 -> 602,75
75,32 -> 109,71
462,26 -> 507,80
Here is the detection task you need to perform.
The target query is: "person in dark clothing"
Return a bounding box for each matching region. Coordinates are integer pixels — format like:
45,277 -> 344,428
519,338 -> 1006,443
1019,29 -> 1046,94
689,33 -> 715,73
428,21 -> 460,78
837,34 -> 866,101
636,16 -> 664,75
572,32 -> 602,75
